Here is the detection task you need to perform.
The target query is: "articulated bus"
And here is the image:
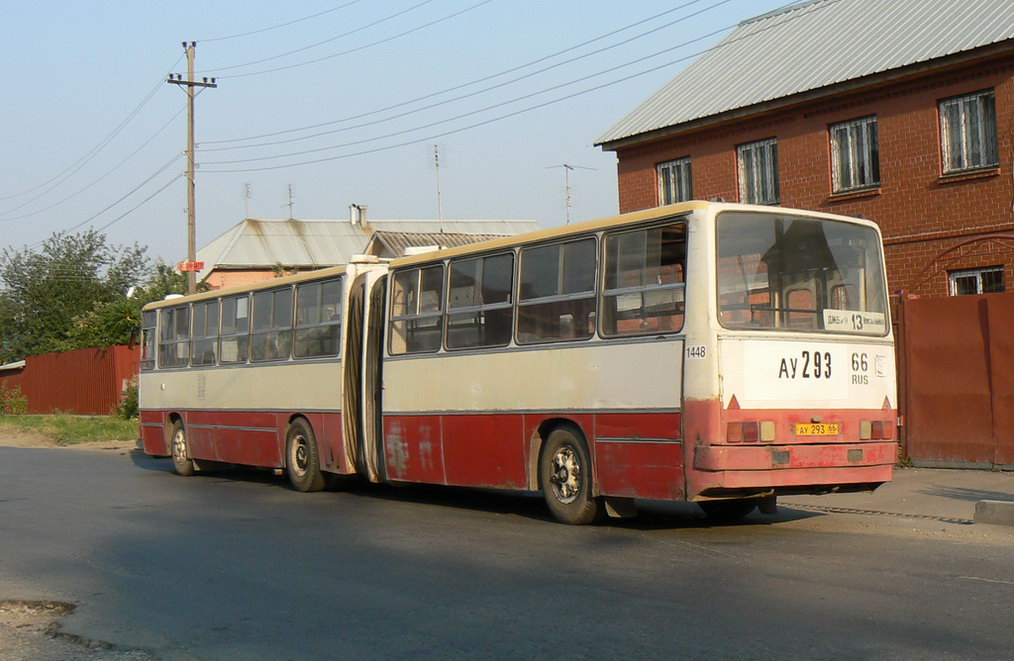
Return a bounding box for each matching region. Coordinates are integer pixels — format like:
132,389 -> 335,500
140,201 -> 897,524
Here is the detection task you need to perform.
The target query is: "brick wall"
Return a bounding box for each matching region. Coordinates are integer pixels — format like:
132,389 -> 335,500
613,58 -> 1014,296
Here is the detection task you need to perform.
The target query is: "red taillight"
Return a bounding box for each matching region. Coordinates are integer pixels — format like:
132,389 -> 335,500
743,421 -> 759,443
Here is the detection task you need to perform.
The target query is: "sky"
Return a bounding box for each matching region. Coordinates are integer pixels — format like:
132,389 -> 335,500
1,0 -> 799,267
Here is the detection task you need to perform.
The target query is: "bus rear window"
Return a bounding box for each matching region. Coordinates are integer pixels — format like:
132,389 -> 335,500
717,212 -> 888,335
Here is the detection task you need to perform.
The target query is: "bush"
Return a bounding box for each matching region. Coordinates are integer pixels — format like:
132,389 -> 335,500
0,385 -> 29,415
117,377 -> 138,420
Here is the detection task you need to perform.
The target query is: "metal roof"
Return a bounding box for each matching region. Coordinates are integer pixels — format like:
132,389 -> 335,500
367,231 -> 524,258
597,0 -> 1014,146
196,218 -> 541,278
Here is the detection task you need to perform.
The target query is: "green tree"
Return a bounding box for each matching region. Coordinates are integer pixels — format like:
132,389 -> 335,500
0,230 -> 149,362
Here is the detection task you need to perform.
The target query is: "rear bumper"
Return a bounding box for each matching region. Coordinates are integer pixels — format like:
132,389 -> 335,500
692,441 -> 896,490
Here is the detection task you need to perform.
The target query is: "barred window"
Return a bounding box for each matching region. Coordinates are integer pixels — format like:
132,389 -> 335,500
949,266 -> 1004,295
602,223 -> 686,337
190,300 -> 220,366
517,238 -> 596,344
294,278 -> 342,358
446,253 -> 514,350
251,288 -> 293,362
390,265 -> 444,354
220,295 -> 250,364
158,305 -> 190,368
940,90 -> 998,173
658,157 -> 692,205
830,116 -> 880,192
738,138 -> 779,205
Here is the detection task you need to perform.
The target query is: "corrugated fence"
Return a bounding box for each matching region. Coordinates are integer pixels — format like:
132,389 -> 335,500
896,292 -> 1014,469
0,345 -> 139,415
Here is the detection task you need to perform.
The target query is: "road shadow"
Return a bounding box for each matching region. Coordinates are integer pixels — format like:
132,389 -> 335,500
917,485 -> 1014,502
128,455 -> 825,529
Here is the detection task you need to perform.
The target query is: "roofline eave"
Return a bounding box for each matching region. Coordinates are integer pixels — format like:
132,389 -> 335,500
596,39 -> 1014,152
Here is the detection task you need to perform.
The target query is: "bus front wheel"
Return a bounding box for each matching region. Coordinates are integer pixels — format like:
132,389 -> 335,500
539,426 -> 602,525
170,421 -> 195,477
285,418 -> 326,492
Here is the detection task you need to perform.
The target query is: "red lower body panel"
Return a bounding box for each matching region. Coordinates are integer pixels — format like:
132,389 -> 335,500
383,412 -> 684,499
138,409 -> 344,472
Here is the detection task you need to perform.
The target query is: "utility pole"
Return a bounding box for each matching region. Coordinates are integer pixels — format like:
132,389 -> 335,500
167,41 -> 217,294
547,164 -> 596,225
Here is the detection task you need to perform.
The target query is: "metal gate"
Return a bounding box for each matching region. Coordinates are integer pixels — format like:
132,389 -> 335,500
895,292 -> 1014,469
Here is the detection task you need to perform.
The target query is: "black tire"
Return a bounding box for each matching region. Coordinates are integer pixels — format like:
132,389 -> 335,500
286,418 -> 326,492
169,420 -> 196,477
699,499 -> 757,522
539,426 -> 602,525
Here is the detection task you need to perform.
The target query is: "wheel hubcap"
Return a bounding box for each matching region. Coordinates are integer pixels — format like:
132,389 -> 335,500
291,435 -> 308,476
549,445 -> 581,504
172,430 -> 187,464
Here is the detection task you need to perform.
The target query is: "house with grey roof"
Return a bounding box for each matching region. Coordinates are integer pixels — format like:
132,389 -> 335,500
197,208 -> 540,289
597,0 -> 1014,297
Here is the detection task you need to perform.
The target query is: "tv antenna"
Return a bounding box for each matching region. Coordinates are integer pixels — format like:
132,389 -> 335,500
547,163 -> 596,224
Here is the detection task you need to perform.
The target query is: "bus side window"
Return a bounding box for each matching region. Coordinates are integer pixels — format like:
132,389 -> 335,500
517,238 -> 596,344
601,223 -> 686,337
446,253 -> 513,350
390,265 -> 444,354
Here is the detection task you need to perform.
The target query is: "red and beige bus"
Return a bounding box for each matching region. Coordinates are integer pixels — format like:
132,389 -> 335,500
140,201 -> 897,524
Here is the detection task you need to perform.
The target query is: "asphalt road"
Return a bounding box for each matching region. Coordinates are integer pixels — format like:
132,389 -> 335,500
1,445 -> 1012,660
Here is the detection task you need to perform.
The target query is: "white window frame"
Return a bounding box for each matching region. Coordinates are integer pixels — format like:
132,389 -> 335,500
939,89 -> 998,174
948,266 -> 1004,296
830,116 -> 880,192
657,157 -> 692,205
737,138 -> 779,205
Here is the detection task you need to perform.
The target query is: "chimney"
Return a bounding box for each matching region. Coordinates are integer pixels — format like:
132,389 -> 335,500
349,203 -> 368,226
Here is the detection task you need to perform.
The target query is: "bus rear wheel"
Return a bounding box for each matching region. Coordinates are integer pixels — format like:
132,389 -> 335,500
286,418 -> 326,492
170,421 -> 195,477
699,499 -> 757,522
539,426 -> 602,525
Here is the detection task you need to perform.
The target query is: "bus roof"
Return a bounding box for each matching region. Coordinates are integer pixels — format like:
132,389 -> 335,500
142,263 -> 350,311
388,200 -> 882,268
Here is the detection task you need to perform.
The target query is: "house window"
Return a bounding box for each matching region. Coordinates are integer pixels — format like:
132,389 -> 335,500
940,90 -> 998,174
949,266 -> 1004,295
738,138 -> 779,205
658,157 -> 692,205
830,116 -> 880,192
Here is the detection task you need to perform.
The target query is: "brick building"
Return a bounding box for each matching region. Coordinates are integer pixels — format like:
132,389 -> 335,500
596,0 -> 1014,297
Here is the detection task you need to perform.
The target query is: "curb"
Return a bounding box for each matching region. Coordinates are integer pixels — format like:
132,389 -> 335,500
974,500 -> 1014,527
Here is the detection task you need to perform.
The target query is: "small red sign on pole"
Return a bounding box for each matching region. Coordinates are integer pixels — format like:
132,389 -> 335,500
177,261 -> 205,272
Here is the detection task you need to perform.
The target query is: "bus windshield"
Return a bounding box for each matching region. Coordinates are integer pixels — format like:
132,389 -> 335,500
717,211 -> 888,335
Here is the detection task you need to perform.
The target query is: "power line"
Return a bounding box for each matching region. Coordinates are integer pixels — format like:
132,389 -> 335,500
201,0 -> 732,153
203,20 -> 739,166
197,0 -> 364,42
203,0 -> 818,173
0,54 -> 184,206
58,154 -> 183,236
204,0 -> 495,80
0,102 -> 186,223
200,0 -> 436,75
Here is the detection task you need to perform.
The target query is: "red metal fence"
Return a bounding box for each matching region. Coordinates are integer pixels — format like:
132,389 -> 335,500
0,345 -> 139,415
896,292 -> 1014,469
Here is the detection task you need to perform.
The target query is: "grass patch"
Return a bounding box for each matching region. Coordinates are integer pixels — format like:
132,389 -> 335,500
0,414 -> 139,445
